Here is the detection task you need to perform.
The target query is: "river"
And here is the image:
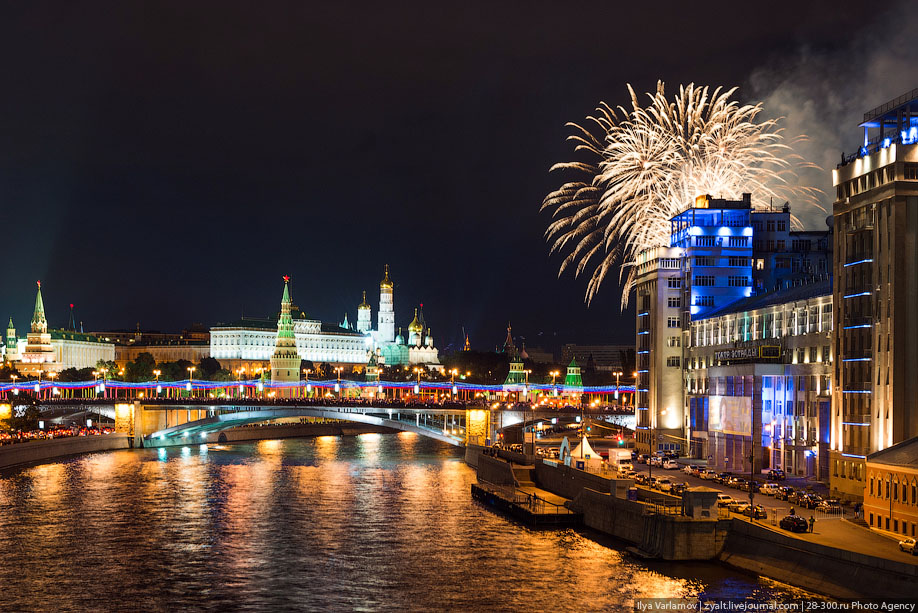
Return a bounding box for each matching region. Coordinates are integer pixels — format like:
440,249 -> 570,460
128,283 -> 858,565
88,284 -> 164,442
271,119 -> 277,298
0,432 -> 816,610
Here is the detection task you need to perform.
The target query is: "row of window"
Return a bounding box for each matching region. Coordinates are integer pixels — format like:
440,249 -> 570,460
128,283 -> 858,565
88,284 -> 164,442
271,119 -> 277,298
752,219 -> 788,232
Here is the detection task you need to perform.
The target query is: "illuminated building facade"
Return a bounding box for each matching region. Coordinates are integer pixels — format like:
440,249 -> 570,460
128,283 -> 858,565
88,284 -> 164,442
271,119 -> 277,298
210,266 -> 440,373
6,282 -> 115,375
634,245 -> 685,454
685,281 -> 833,478
830,89 -> 918,501
637,194 -> 832,458
863,436 -> 918,538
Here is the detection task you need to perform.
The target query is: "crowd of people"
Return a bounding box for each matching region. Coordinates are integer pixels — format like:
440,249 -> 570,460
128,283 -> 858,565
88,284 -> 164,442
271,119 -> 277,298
0,425 -> 115,446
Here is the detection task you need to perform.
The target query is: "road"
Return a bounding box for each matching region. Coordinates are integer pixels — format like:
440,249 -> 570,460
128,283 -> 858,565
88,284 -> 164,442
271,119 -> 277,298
629,462 -> 918,564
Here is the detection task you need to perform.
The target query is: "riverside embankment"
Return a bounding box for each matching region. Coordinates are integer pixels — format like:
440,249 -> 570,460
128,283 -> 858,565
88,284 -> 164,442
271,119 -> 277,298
0,434 -> 131,470
0,423 -> 394,470
466,445 -> 918,600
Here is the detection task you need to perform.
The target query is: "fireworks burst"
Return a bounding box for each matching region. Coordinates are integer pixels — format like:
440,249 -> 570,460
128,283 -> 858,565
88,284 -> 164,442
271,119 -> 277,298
542,81 -> 821,308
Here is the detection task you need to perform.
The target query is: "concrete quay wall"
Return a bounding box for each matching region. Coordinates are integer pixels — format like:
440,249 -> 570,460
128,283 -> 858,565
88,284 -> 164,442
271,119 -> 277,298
476,453 -> 517,486
0,434 -> 131,470
534,460 -> 614,499
577,488 -> 730,560
719,518 -> 918,600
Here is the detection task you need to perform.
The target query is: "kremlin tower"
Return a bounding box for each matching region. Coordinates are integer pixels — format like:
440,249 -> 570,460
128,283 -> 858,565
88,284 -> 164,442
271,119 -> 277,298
22,281 -> 53,368
377,265 -> 395,343
270,276 -> 301,396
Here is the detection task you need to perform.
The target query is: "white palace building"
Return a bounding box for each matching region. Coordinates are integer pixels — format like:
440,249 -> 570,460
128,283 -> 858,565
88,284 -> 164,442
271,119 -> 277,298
209,266 -> 441,373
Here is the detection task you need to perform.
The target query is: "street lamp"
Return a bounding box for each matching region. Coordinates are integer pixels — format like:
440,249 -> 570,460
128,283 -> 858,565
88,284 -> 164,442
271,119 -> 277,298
48,371 -> 58,397
334,366 -> 343,396
649,407 -> 668,482
303,368 -> 312,398
612,370 -> 623,403
187,366 -> 196,397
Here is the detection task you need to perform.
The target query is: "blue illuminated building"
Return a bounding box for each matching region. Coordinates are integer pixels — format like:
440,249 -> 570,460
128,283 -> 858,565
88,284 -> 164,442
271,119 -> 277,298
670,194 -> 754,320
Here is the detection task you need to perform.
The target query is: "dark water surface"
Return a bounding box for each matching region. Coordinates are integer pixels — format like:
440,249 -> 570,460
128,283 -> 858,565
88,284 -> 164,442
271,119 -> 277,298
0,433 -> 814,611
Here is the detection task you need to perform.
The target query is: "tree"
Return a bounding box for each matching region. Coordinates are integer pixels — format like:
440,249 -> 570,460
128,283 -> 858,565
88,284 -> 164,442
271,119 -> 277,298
125,352 -> 156,382
58,367 -> 95,382
196,357 -> 222,380
95,359 -> 121,380
156,359 -> 193,381
0,362 -> 21,381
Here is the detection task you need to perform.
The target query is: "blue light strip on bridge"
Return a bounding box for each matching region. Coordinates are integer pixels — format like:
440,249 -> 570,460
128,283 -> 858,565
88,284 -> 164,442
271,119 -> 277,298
0,379 -> 637,395
843,259 -> 873,267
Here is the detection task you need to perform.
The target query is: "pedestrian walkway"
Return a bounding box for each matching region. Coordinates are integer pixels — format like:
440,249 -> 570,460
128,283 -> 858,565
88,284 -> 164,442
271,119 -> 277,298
748,513 -> 918,564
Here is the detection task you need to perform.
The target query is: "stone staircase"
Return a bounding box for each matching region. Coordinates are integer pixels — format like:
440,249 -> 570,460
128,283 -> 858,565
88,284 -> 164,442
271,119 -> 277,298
512,466 -> 536,488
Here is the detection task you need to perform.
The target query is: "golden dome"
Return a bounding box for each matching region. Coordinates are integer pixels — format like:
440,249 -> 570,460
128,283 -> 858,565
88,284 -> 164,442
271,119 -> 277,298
380,264 -> 393,289
358,290 -> 371,310
408,308 -> 423,333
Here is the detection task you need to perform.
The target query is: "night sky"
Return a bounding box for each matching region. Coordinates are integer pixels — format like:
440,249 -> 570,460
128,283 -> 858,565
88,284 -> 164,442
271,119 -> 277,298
0,1 -> 905,354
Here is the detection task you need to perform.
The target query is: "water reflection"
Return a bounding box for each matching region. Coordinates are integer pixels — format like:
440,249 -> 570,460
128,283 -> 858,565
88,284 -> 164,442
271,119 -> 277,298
0,436 -> 812,610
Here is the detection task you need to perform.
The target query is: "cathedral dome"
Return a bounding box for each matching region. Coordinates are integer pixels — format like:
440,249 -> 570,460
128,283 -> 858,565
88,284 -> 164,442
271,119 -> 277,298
408,308 -> 423,333
380,264 -> 393,289
358,290 -> 371,310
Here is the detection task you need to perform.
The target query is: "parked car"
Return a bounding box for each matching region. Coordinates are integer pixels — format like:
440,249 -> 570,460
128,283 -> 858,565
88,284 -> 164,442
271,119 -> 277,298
716,494 -> 735,507
779,515 -> 809,533
774,486 -> 795,501
683,464 -> 698,476
715,472 -> 732,484
816,499 -> 842,514
655,478 -> 674,493
787,490 -> 808,505
670,483 -> 688,496
634,473 -> 650,486
800,493 -> 823,509
759,483 -> 780,496
637,454 -> 649,464
700,469 -> 718,480
898,537 -> 917,554
743,504 -> 768,519
766,469 -> 786,481
727,501 -> 748,513
663,459 -> 679,470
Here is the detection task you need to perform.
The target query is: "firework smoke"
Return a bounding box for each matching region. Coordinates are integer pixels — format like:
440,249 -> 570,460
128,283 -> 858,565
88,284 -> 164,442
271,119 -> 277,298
543,81 -> 821,308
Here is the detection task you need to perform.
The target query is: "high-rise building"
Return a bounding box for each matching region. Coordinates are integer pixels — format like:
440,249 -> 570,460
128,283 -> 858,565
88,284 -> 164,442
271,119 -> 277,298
830,88 -> 918,501
634,245 -> 685,454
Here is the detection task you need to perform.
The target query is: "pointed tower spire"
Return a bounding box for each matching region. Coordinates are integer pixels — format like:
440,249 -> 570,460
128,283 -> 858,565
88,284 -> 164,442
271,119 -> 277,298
271,276 -> 300,396
31,281 -> 47,333
502,322 -> 515,355
68,304 -> 76,332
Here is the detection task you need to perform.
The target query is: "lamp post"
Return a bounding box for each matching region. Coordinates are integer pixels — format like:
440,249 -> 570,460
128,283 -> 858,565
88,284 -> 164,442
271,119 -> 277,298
187,366 -> 196,398
303,368 -> 311,398
613,370 -> 623,404
48,371 -> 58,398
649,408 -> 668,483
334,366 -> 343,397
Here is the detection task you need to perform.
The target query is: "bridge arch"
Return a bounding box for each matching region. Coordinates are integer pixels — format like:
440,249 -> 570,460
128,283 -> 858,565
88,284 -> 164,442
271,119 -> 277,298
143,406 -> 469,447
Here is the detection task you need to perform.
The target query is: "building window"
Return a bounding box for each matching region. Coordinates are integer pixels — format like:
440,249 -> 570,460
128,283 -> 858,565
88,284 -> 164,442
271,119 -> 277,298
695,236 -> 716,247
694,256 -> 716,267
777,220 -> 787,231
905,163 -> 918,180
667,278 -> 682,289
666,336 -> 681,347
728,256 -> 750,267
667,297 -> 681,308
728,236 -> 748,247
666,356 -> 681,367
667,317 -> 680,328
766,220 -> 776,232
694,275 -> 715,286
694,296 -> 714,307
727,276 -> 750,287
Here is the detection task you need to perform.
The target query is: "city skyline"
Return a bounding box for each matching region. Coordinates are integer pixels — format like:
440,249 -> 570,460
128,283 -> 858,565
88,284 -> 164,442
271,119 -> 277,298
2,2 -> 916,350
